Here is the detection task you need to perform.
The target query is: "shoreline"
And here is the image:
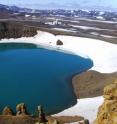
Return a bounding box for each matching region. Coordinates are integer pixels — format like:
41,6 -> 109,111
0,30 -> 117,73
0,30 -> 95,58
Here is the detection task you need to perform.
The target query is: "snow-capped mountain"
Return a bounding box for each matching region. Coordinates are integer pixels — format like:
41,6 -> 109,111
0,4 -> 32,13
0,3 -> 117,21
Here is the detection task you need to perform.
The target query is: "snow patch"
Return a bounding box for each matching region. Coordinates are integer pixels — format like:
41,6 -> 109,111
25,14 -> 31,17
70,24 -> 114,31
100,34 -> 117,38
96,16 -> 104,20
54,96 -> 104,123
52,28 -> 77,33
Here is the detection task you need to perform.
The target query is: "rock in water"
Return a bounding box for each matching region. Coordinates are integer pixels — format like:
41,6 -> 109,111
94,80 -> 117,124
2,106 -> 13,115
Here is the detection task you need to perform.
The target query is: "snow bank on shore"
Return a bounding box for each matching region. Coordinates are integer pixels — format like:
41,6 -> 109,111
54,96 -> 104,124
1,30 -> 117,123
56,35 -> 117,73
1,30 -> 117,73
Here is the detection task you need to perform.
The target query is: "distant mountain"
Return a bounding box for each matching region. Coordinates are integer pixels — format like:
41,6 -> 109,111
0,4 -> 13,18
16,3 -> 81,10
0,4 -> 7,8
17,3 -> 69,10
0,3 -> 117,21
0,4 -> 32,13
16,3 -> 117,11
0,4 -> 33,19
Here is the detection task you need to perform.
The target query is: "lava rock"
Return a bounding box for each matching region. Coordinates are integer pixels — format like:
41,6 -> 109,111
56,40 -> 63,45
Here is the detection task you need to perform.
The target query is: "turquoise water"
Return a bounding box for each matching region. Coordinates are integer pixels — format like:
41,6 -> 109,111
0,43 -> 93,115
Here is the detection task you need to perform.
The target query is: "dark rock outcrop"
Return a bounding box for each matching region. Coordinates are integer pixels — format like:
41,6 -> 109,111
0,21 -> 37,39
56,40 -> 63,45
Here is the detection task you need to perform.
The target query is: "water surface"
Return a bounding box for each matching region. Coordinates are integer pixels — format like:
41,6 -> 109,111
0,43 -> 93,114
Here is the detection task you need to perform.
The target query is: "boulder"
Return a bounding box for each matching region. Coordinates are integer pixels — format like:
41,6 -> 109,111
56,40 -> 63,45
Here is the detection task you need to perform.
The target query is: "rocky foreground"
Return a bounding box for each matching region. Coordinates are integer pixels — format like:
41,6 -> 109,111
0,103 -> 84,124
94,80 -> 117,124
0,115 -> 84,124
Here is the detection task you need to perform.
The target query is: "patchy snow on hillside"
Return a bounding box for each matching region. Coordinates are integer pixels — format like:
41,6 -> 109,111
100,34 -> 117,38
77,18 -> 117,24
52,28 -> 77,33
69,24 -> 110,31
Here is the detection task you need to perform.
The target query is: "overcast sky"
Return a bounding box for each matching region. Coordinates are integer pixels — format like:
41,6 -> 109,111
0,0 -> 117,9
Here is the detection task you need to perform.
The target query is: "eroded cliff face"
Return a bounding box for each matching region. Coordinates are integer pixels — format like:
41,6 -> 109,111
0,21 -> 37,39
94,80 -> 117,124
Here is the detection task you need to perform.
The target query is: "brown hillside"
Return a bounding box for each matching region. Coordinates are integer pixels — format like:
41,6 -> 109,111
72,70 -> 117,98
